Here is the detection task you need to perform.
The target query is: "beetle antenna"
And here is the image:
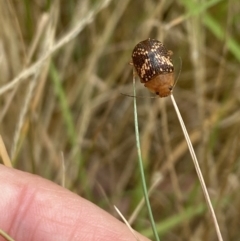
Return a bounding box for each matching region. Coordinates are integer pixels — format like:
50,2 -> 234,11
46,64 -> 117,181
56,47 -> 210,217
173,56 -> 182,88
120,92 -> 158,99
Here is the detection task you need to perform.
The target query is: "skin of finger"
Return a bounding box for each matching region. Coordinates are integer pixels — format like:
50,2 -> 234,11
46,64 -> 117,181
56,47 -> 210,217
0,165 -> 151,241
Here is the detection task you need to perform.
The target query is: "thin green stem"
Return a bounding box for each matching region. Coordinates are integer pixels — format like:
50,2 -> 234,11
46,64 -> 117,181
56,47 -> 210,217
132,70 -> 160,241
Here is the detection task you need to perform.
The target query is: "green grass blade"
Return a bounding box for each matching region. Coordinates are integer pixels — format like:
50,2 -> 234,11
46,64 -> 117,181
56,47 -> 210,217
180,0 -> 240,62
132,71 -> 160,241
181,0 -> 223,17
142,203 -> 206,237
50,62 -> 81,165
203,14 -> 240,61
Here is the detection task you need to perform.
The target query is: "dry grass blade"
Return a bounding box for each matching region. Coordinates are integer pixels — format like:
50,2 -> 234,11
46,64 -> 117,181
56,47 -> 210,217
114,206 -> 140,241
11,3 -> 58,160
0,229 -> 15,241
128,175 -> 163,225
170,94 -> 223,241
0,136 -> 12,168
0,0 -> 112,96
11,71 -> 40,159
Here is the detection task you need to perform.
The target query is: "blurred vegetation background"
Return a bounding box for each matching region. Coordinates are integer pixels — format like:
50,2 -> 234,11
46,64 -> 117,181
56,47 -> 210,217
0,0 -> 240,240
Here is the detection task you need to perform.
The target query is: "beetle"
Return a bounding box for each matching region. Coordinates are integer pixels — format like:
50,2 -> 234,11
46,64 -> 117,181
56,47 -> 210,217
132,38 -> 174,97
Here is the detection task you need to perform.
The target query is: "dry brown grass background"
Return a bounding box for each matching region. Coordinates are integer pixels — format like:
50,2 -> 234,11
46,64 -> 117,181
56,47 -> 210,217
0,0 -> 240,240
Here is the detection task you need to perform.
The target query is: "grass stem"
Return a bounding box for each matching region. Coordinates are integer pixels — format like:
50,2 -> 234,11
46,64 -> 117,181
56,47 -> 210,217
0,136 -> 12,168
0,229 -> 15,241
133,70 -> 160,241
170,93 -> 223,241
